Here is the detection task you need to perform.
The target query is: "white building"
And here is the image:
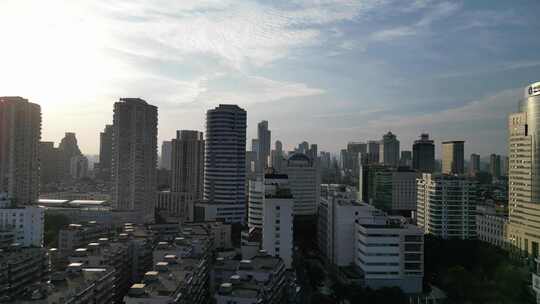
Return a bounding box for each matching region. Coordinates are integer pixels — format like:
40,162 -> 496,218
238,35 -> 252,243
354,216 -> 424,293
476,204 -> 508,248
284,153 -> 320,216
317,189 -> 424,293
319,190 -> 387,267
0,193 -> 44,247
417,173 -> 477,240
247,177 -> 264,229
261,174 -> 294,268
204,105 -> 247,223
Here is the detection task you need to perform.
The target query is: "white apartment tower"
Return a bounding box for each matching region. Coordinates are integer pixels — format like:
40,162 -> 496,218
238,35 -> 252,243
111,98 -> 158,223
0,96 -> 41,205
417,173 -> 477,239
261,173 -> 294,268
204,105 -> 247,223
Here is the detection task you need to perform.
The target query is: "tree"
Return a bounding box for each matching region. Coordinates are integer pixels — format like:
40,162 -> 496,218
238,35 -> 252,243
44,213 -> 71,247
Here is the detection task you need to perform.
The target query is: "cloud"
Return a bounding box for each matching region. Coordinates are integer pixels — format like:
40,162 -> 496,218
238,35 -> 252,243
195,74 -> 326,106
370,1 -> 460,41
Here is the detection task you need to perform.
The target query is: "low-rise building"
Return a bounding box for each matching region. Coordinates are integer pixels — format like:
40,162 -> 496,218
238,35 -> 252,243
214,254 -> 287,304
58,222 -> 111,258
0,245 -> 48,301
0,193 -> 44,247
125,224 -> 212,304
354,216 -> 424,293
14,264 -> 115,304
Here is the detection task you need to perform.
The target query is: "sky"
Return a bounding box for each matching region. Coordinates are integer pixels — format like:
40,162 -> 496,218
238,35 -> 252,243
1,0 -> 539,157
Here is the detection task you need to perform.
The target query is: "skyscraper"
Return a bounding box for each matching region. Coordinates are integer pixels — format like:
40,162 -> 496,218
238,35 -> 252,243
400,151 -> 412,168
507,81 -> 540,255
379,131 -> 400,167
59,132 -> 82,180
0,97 -> 41,205
270,140 -> 285,171
442,141 -> 464,175
489,154 -> 501,179
367,140 -> 380,164
284,153 -> 320,216
39,141 -> 62,186
204,104 -> 247,223
111,98 -> 158,223
98,124 -> 113,181
469,153 -> 481,177
171,130 -> 205,200
412,133 -> 435,173
160,141 -> 172,170
257,120 -> 271,170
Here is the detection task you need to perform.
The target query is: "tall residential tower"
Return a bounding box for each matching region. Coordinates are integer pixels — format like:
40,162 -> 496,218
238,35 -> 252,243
0,97 -> 41,205
204,105 -> 247,223
111,98 -> 158,223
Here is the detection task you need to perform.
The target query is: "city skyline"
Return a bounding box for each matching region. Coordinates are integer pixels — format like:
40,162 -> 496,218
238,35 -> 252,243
1,1 -> 539,156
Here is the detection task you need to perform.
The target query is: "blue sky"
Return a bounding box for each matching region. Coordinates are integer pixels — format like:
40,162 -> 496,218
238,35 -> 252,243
1,0 -> 539,157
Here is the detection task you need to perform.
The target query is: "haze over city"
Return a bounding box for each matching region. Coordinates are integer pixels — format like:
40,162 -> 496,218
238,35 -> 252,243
2,0 -> 539,155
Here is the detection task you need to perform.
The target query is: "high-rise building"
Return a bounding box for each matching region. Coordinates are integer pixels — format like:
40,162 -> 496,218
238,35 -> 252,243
469,153 -> 481,177
111,98 -> 158,223
160,141 -> 172,170
380,131 -> 400,167
507,81 -> 540,255
367,140 -> 380,164
59,132 -> 82,180
98,125 -> 113,181
284,153 -> 320,216
347,142 -> 367,176
257,120 -> 271,170
270,140 -> 285,171
501,156 -> 509,177
261,173 -> 293,268
442,141 -> 464,175
39,141 -> 62,186
171,130 -> 204,200
400,150 -> 412,168
417,173 -> 477,239
298,141 -> 309,154
412,133 -> 435,173
204,105 -> 247,223
365,165 -> 417,214
490,153 -> 501,179
70,155 -> 89,180
0,96 -> 41,205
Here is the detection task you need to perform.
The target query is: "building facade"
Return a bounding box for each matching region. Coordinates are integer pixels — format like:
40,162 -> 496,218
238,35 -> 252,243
417,173 -> 477,239
111,98 -> 158,223
171,130 -> 205,200
0,96 -> 41,205
442,141 -> 465,175
507,81 -> 540,255
204,105 -> 247,223
284,153 -> 320,216
379,132 -> 400,167
412,133 -> 435,173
